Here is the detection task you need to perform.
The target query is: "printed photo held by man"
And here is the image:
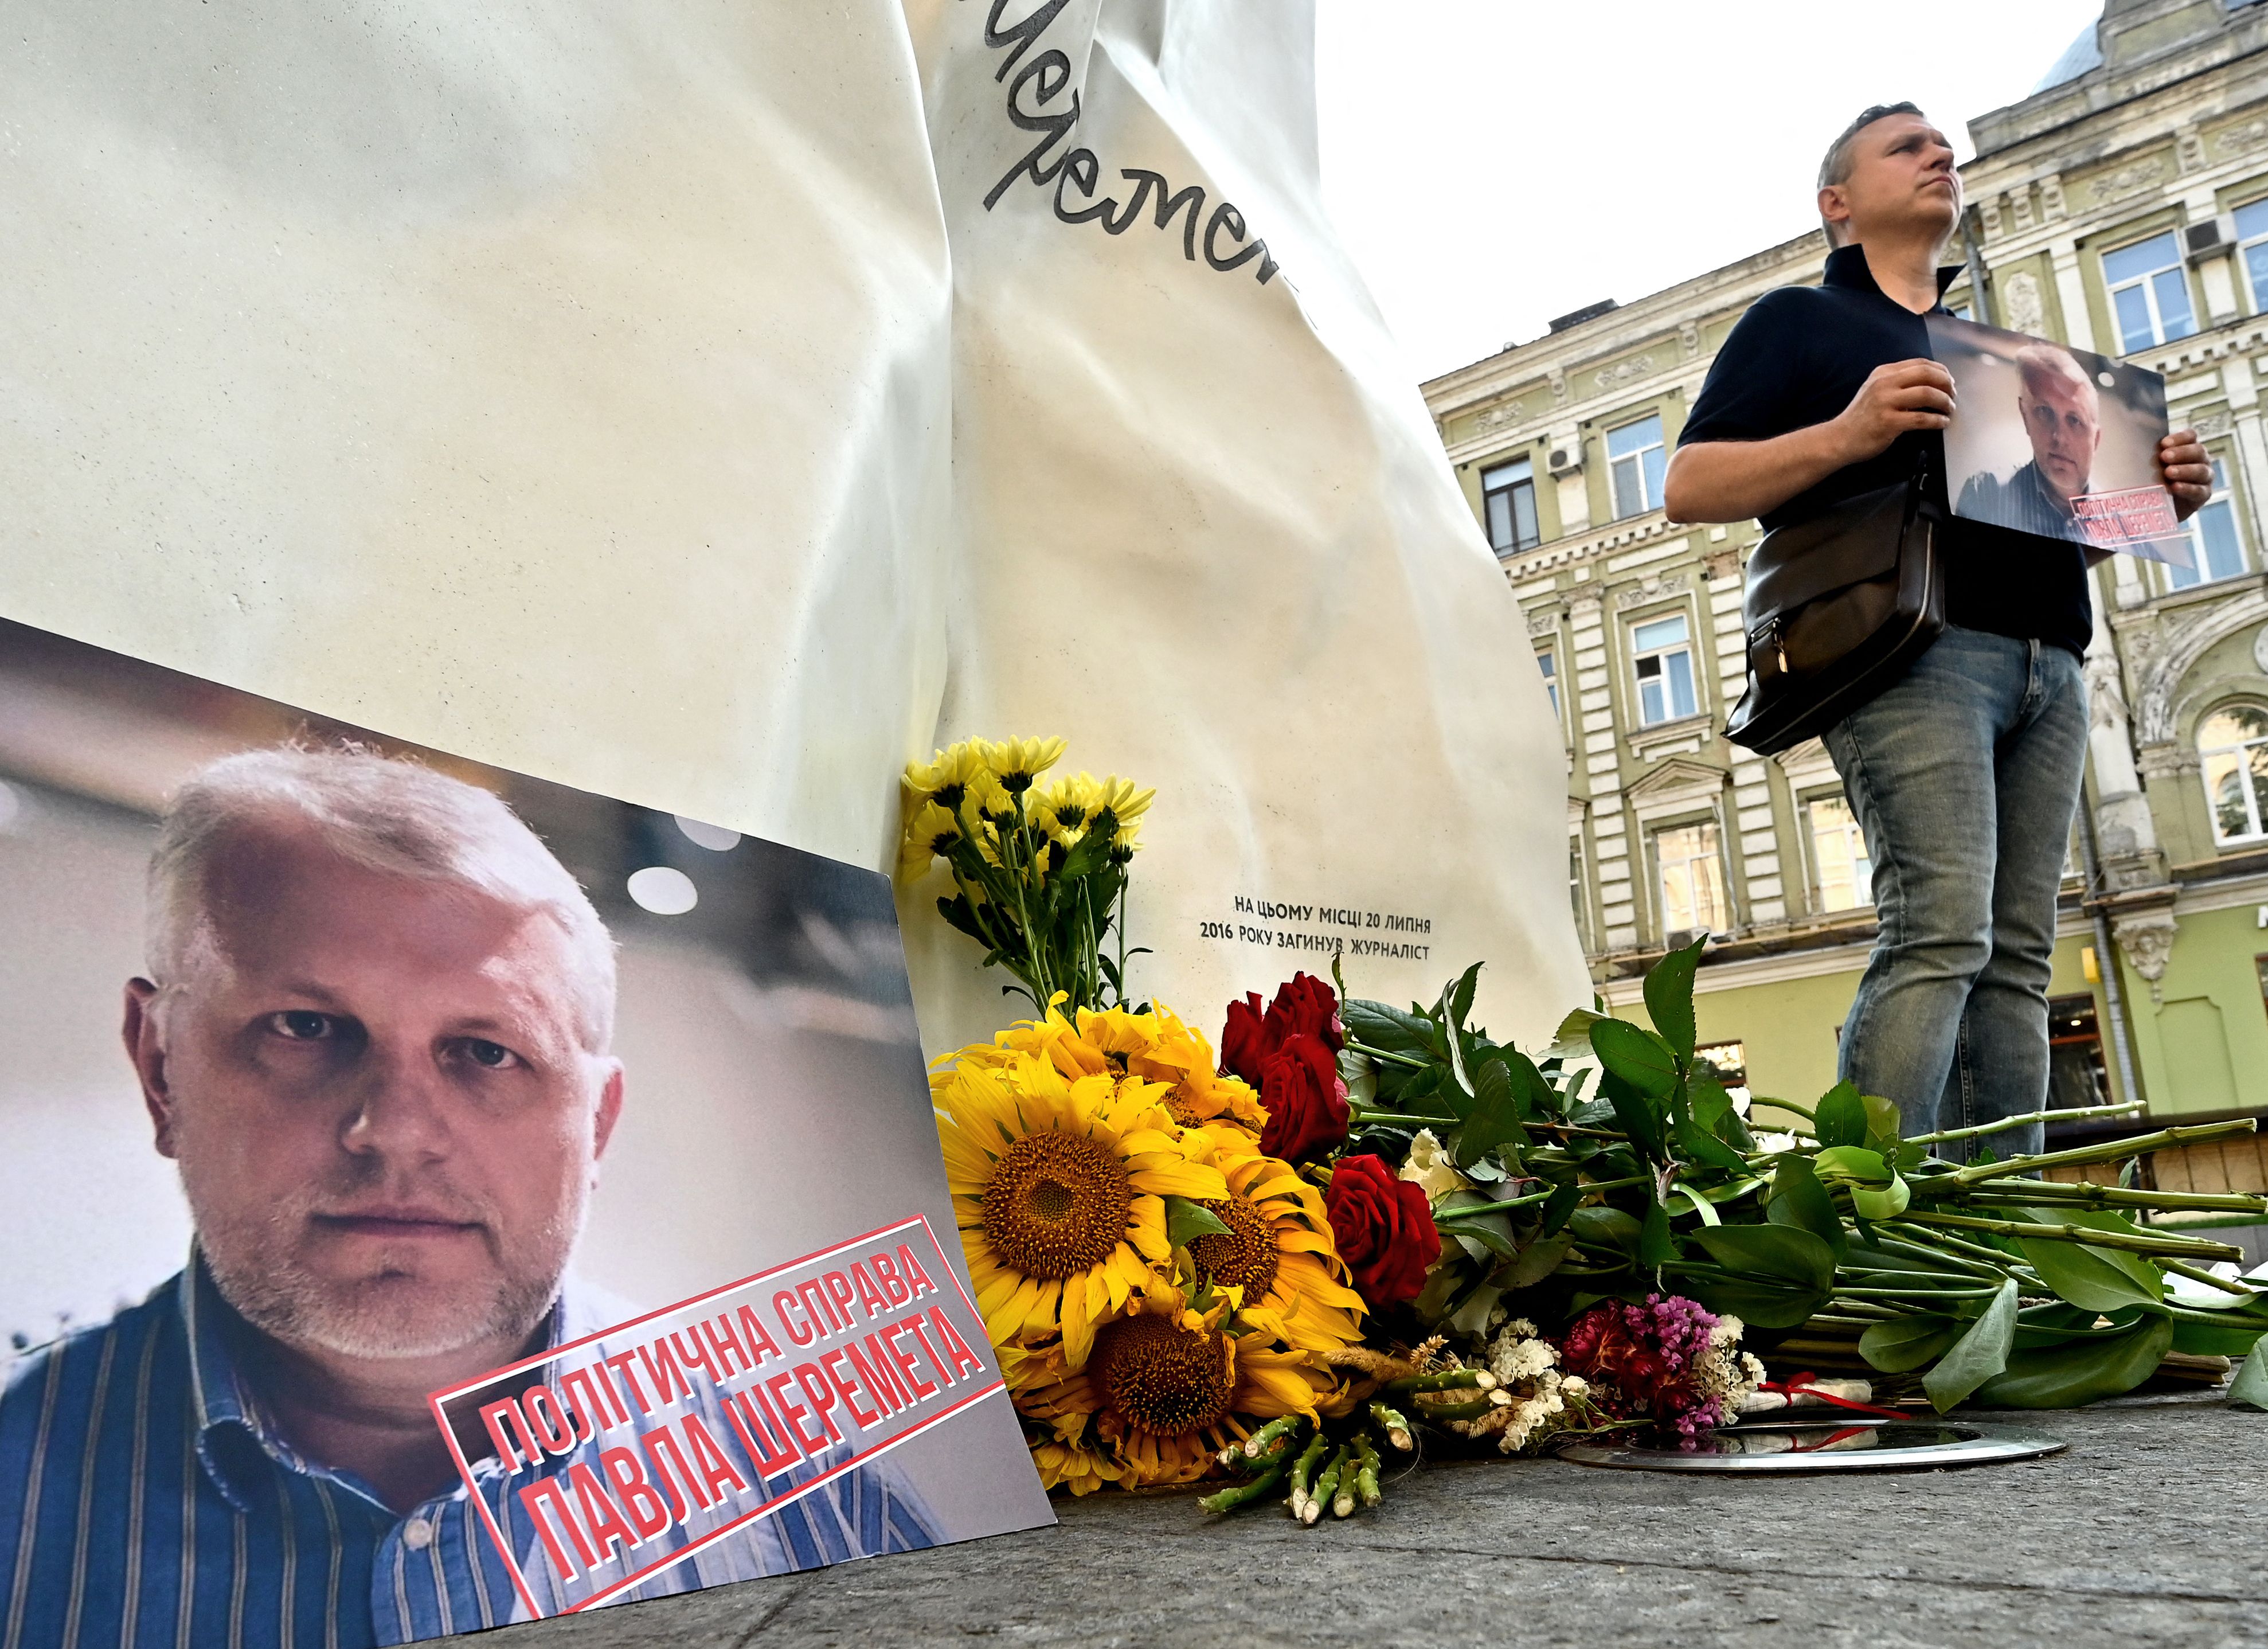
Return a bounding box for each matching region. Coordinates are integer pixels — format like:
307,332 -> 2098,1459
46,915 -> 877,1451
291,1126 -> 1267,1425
1954,342 -> 2104,544
1661,105 -> 2212,1150
0,747 -> 934,1649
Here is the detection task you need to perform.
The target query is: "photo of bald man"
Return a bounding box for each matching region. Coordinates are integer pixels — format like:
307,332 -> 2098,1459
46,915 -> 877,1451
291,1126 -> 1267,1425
1,744 -> 937,1649
1954,342 -> 2106,544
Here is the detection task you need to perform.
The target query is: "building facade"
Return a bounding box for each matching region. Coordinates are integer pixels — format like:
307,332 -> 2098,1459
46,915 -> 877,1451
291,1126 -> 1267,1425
1424,0 -> 2268,1169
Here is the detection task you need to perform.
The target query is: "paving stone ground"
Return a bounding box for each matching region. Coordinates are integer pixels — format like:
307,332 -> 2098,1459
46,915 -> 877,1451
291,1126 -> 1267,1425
436,1394 -> 2267,1649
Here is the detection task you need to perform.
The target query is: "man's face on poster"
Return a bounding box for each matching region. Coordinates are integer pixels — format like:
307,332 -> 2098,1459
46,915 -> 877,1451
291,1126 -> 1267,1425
131,820 -> 623,1363
2018,355 -> 2103,505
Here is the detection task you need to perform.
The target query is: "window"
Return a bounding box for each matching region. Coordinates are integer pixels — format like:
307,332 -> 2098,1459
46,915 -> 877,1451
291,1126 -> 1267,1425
1537,647 -> 1559,716
1607,415 -> 1667,519
2238,197 -> 2268,313
1807,795 -> 1874,912
1655,820 -> 1729,937
2165,458 -> 2246,589
1631,612 -> 1699,725
2046,994 -> 2110,1114
1694,1041 -> 1751,1111
1483,458 -> 1541,553
2102,232 -> 2196,353
2200,704 -> 2268,843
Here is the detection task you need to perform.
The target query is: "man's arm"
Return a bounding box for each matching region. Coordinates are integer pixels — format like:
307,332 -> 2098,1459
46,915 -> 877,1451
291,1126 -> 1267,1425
1664,360 -> 1956,526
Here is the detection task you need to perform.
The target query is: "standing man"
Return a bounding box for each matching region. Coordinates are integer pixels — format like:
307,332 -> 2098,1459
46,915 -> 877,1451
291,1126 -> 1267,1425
1661,105 -> 2212,1151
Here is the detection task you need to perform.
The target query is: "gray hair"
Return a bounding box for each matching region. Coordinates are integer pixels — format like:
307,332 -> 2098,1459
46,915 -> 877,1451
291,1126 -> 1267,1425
147,744 -> 617,1050
2015,342 -> 2095,405
1817,102 -> 1926,249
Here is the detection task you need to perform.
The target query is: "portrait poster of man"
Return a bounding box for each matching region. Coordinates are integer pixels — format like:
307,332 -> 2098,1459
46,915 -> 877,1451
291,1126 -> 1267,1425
1929,312 -> 2194,566
0,617 -> 1052,1648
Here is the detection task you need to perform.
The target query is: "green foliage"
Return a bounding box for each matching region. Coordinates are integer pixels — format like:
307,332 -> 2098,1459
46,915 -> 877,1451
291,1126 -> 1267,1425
2231,1338 -> 2268,1412
1332,944 -> 2265,1418
1163,1195 -> 1232,1249
1922,1280 -> 2019,1412
1973,1318 -> 2173,1408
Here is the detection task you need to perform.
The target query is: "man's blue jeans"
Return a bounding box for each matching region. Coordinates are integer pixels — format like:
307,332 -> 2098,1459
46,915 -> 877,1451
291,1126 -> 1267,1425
1821,626 -> 2089,1160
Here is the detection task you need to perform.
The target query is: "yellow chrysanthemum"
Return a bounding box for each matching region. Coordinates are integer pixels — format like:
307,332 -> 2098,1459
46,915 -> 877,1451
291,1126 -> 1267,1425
934,1048 -> 1226,1369
1015,1280 -> 1339,1487
902,741 -> 988,810
896,800 -> 966,882
979,736 -> 1067,795
1187,1128 -> 1366,1357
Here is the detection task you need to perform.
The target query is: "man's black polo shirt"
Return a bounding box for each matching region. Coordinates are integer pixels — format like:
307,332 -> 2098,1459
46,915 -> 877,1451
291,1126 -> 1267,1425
1678,242 -> 2092,658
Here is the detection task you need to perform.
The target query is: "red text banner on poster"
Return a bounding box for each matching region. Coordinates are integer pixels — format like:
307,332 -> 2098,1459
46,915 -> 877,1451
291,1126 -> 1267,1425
2072,486 -> 2182,553
427,1214 -> 998,1619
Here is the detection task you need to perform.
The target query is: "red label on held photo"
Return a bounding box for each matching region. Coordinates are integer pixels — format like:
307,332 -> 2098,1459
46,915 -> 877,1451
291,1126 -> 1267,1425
2071,486 -> 2179,549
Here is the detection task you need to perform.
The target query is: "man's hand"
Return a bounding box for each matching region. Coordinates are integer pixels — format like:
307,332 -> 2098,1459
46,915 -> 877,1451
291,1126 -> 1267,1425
2158,428 -> 2212,521
1831,360 -> 1957,464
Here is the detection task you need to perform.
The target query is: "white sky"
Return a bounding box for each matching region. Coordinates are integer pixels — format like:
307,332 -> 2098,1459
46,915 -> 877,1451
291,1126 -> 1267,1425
1315,0 -> 2109,383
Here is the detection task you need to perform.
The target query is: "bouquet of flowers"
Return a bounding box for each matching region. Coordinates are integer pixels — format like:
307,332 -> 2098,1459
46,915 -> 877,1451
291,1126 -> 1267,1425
905,738 -> 2268,1524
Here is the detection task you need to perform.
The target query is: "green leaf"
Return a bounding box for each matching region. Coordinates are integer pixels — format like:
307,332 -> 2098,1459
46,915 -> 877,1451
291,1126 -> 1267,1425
2230,1337 -> 2268,1412
1598,1070 -> 1669,1160
1915,1279 -> 2016,1410
1570,1206 -> 1644,1258
1446,962 -> 1483,1031
1589,1019 -> 1680,1099
1642,936 -> 1706,1064
1691,1224 -> 1837,1294
1851,1174 -> 1912,1222
1814,1082 -> 1867,1149
1162,1195 -> 1231,1249
2014,1227 -> 2165,1315
1456,1057 -> 1525,1169
1678,1277 -> 1821,1329
1545,1008 -> 1603,1061
1859,1314 -> 1962,1374
1973,1316 -> 2173,1408
1676,1125 -> 1750,1177
1542,1178 -> 1583,1236
1338,1047 -> 1378,1108
1343,999 -> 1439,1058
1766,1155 -> 1849,1262
1861,1093 -> 1901,1156
1639,1198 -> 1677,1268
1669,1185 -> 1722,1226
2171,1317 -> 2268,1358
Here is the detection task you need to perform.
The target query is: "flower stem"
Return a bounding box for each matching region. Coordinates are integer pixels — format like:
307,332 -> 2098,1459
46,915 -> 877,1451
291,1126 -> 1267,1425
1946,1120 -> 2257,1185
1199,1456 -> 1289,1514
1897,1208 -> 2244,1260
1436,1189 -> 1555,1224
1367,1400 -> 1414,1452
1905,1101 -> 2142,1146
2160,1256 -> 2258,1297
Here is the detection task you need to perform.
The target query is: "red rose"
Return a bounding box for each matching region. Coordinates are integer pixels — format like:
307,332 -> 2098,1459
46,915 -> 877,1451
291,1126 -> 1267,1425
1220,992 -> 1272,1087
1323,1152 -> 1440,1308
1256,1033 -> 1350,1163
1264,972 -> 1344,1053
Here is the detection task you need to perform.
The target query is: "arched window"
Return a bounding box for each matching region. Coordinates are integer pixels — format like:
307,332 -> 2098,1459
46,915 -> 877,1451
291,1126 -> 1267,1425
2199,705 -> 2268,844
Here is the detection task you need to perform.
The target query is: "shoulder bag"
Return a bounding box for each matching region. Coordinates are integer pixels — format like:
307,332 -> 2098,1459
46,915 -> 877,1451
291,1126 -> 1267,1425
1722,452 -> 1945,755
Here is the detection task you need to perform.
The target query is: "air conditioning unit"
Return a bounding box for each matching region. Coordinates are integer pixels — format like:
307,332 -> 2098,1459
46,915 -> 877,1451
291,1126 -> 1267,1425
2185,219 -> 2230,261
1547,444 -> 1582,475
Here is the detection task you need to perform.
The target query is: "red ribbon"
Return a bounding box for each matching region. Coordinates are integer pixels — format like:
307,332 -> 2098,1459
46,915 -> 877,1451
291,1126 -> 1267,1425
1756,1372 -> 1910,1424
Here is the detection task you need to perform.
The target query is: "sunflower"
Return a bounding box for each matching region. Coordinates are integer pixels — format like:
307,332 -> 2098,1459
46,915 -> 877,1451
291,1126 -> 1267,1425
1129,1005 -> 1268,1132
934,1048 -> 1226,1368
1014,1278 -> 1340,1487
1185,1128 -> 1367,1357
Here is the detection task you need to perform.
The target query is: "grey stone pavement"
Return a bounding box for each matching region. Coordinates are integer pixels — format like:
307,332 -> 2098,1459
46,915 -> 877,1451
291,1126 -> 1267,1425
437,1394 -> 2268,1649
